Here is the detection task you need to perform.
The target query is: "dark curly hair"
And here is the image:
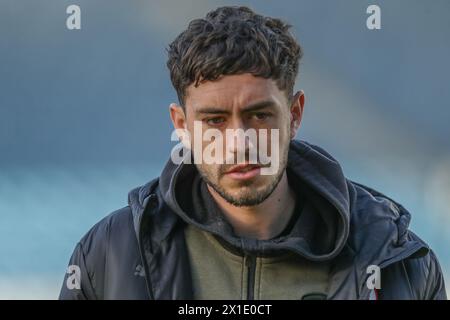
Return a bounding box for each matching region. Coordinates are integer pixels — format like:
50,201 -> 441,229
167,6 -> 303,106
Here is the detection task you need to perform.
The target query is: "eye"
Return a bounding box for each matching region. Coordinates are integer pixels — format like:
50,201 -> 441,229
252,112 -> 271,121
205,117 -> 226,126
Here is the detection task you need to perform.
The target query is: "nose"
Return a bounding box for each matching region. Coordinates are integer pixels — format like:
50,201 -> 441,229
225,117 -> 255,163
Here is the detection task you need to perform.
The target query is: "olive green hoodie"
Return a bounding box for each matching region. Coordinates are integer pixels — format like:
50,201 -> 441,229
167,143 -> 349,300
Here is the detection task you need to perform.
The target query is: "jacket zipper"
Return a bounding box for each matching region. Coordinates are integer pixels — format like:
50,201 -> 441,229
138,231 -> 154,300
245,254 -> 257,300
136,194 -> 158,300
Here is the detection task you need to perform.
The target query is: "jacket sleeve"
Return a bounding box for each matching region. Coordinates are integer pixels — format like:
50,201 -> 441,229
423,250 -> 447,300
59,242 -> 98,300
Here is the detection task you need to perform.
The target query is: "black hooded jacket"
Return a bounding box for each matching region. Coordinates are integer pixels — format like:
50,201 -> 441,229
59,140 -> 447,300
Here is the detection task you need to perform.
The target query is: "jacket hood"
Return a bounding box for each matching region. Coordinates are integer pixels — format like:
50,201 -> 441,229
157,139 -> 351,262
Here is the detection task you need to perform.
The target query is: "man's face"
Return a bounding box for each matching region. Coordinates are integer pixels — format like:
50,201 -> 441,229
170,73 -> 303,207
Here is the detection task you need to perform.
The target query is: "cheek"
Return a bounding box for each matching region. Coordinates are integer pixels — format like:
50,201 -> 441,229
263,126 -> 289,156
199,163 -> 222,178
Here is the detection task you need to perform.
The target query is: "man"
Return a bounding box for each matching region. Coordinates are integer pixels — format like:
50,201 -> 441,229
60,6 -> 446,300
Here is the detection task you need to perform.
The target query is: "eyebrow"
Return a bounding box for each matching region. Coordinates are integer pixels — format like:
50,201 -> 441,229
195,100 -> 276,115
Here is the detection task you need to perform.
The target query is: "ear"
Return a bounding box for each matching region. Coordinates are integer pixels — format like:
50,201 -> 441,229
289,90 -> 305,139
169,103 -> 186,131
169,103 -> 191,147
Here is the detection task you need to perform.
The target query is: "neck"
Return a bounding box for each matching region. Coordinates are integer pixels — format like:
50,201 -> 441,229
207,171 -> 297,240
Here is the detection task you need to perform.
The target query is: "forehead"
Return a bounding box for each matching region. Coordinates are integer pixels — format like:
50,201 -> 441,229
184,73 -> 286,112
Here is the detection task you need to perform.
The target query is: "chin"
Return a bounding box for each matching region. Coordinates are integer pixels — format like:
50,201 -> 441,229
222,177 -> 265,190
229,183 -> 267,197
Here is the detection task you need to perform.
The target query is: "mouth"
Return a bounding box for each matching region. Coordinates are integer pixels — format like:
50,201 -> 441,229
224,164 -> 262,181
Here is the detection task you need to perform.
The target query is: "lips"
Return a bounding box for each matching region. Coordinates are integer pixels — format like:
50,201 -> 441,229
224,164 -> 262,181
225,164 -> 261,174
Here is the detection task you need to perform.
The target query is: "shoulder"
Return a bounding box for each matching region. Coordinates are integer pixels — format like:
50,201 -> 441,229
78,206 -> 134,256
60,206 -> 137,299
381,249 -> 447,299
346,180 -> 415,254
346,180 -> 447,299
76,206 -> 136,285
76,177 -> 161,268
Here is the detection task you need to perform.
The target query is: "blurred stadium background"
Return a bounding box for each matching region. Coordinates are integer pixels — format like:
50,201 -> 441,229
0,0 -> 449,299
